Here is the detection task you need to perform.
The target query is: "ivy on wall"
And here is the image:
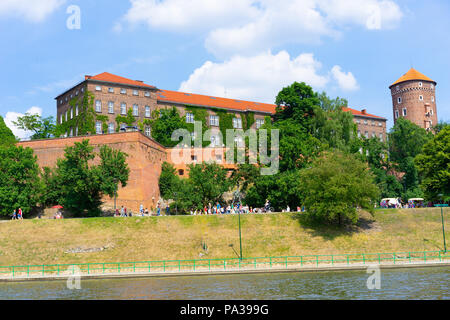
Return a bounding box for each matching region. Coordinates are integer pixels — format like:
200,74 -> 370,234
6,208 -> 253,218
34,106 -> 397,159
115,109 -> 137,132
54,90 -> 96,137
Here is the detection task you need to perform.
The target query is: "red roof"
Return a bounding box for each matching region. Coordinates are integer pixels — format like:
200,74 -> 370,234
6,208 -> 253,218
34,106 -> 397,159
86,72 -> 156,89
342,107 -> 386,120
156,89 -> 277,114
390,68 -> 435,87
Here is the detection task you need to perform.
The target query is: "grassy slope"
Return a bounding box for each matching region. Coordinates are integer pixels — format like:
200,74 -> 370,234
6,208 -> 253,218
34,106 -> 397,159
0,208 -> 448,266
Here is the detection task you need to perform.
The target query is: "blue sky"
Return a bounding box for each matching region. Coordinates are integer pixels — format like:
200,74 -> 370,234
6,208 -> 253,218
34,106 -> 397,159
0,0 -> 449,138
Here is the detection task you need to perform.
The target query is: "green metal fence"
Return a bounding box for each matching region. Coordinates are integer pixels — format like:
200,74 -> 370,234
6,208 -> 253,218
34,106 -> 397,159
0,250 -> 449,279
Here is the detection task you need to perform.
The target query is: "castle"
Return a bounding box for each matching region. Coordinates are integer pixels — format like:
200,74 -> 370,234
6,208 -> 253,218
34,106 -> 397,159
390,68 -> 438,131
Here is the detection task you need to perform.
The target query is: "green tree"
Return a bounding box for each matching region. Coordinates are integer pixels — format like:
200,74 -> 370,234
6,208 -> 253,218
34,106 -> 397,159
415,126 -> 450,200
0,145 -> 41,217
0,115 -> 16,146
150,107 -> 188,147
12,113 -> 55,140
274,82 -> 319,131
55,140 -> 129,216
299,151 -> 380,225
317,91 -> 348,112
159,162 -> 182,200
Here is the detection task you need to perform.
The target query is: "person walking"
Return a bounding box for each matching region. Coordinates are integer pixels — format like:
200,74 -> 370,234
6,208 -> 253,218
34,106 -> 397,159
12,209 -> 16,220
120,206 -> 125,217
166,205 -> 170,216
140,204 -> 144,215
18,208 -> 23,220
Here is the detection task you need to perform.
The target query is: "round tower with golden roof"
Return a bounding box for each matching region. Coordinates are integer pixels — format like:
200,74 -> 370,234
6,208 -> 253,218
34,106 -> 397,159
389,68 -> 437,131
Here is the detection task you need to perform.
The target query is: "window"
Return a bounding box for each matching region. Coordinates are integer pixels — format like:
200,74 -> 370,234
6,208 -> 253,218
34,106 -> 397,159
190,131 -> 196,140
65,97 -> 68,102
397,97 -> 402,104
145,126 -> 151,137
372,132 -> 376,138
402,108 -> 407,116
419,95 -> 423,101
70,107 -> 73,119
371,120 -> 375,126
95,100 -> 102,112
95,121 -> 102,134
120,123 -> 126,131
75,90 -> 79,96
234,136 -> 244,147
233,117 -> 242,129
379,133 -> 383,141
431,84 -> 434,90
178,169 -> 184,176
108,87 -> 114,93
395,110 -> 399,119
145,106 -> 151,118
95,86 -> 102,91
355,119 -> 360,124
120,88 -> 126,94
418,82 -> 423,87
396,85 -> 400,91
191,155 -> 198,162
357,130 -> 361,138
121,103 -> 126,115
364,120 -> 368,125
186,112 -> 194,123
256,119 -> 264,129
108,102 -> 114,114
69,128 -> 73,137
133,104 -> 139,116
81,87 -> 84,92
70,94 -> 73,99
60,115 -> 63,124
75,127 -> 78,136
209,115 -> 219,126
108,123 -> 115,134
378,122 -> 382,127
210,134 -> 221,147
430,109 -> 434,116
75,105 -> 79,116
144,91 -> 150,97
365,131 -> 369,138
133,90 -> 139,96
216,154 -> 222,162
431,96 -> 435,102
59,100 -> 62,105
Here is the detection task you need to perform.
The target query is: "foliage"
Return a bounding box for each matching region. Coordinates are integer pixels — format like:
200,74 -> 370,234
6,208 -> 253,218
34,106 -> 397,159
149,107 -> 188,147
299,151 -> 380,225
317,91 -> 348,112
415,126 -> 450,200
274,82 -> 319,131
54,139 -> 129,217
433,121 -> 449,135
12,113 -> 56,140
0,145 -> 41,217
159,162 -> 181,200
115,108 -> 137,130
0,116 -> 17,146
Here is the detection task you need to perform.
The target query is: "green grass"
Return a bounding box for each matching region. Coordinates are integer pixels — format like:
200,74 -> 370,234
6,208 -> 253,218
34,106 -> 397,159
0,208 -> 448,267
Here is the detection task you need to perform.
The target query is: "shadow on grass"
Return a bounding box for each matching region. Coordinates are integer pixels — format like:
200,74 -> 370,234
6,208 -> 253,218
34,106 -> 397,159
289,212 -> 377,241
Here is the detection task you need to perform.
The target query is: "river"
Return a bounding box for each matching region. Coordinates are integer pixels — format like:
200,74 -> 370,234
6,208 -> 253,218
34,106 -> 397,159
0,266 -> 448,300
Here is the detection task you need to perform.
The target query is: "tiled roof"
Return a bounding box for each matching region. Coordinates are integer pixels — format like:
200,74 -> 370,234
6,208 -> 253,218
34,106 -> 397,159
342,107 -> 386,120
156,89 -> 277,114
390,68 -> 435,87
86,72 -> 156,89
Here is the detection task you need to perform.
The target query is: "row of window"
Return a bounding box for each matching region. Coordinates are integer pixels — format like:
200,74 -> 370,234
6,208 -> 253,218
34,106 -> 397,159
395,83 -> 434,91
394,108 -> 434,119
95,85 -> 151,98
186,112 -> 265,129
357,130 -> 384,141
60,105 -> 80,123
397,95 -> 435,104
94,101 -> 151,117
355,119 -> 383,127
59,87 -> 85,105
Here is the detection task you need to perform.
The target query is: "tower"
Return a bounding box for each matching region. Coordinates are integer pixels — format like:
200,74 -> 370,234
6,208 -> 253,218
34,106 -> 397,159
389,68 -> 437,131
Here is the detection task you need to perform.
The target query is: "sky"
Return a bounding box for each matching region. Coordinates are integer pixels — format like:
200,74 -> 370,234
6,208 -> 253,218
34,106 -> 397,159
0,0 -> 449,139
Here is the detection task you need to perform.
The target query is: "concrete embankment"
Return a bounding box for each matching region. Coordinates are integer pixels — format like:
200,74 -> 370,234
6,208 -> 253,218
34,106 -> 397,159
1,260 -> 449,283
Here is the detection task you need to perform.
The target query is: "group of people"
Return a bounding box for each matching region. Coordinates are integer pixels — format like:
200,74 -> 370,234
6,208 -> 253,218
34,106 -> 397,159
114,205 -> 153,217
53,211 -> 64,219
11,208 -> 23,220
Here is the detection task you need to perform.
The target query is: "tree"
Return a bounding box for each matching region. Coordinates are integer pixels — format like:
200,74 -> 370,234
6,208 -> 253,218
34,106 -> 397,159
433,121 -> 449,135
55,139 -> 129,216
415,126 -> 450,200
317,92 -> 348,112
159,162 -> 182,200
150,107 -> 188,147
274,82 -> 319,131
0,115 -> 16,146
0,145 -> 41,217
299,151 -> 380,225
12,113 -> 55,140
187,162 -> 233,207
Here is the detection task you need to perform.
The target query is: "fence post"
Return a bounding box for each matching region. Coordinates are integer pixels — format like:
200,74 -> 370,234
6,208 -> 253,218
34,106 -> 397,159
193,260 -> 196,271
316,255 -> 319,267
285,256 -> 288,268
270,257 -> 272,268
254,258 -> 257,269
27,265 -> 29,277
224,259 -> 226,270
12,266 -> 14,278
347,255 -> 349,265
301,256 -> 303,267
378,254 -> 381,264
439,251 -> 442,262
331,255 -> 334,266
118,263 -> 121,273
409,252 -> 411,263
363,253 -> 365,264
424,251 -> 427,262
103,263 -> 105,274
148,262 -> 151,273
393,253 -> 396,264
57,265 -> 60,276
87,264 -> 90,275
179,260 -> 181,272
209,259 -> 211,271
42,265 -> 45,276
134,262 -> 136,273
163,261 -> 166,272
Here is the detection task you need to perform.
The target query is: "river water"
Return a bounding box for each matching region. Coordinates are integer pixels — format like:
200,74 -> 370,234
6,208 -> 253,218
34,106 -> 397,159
0,266 -> 448,300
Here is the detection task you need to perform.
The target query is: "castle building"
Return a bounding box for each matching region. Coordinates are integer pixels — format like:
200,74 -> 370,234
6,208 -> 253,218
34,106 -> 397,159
389,68 -> 437,131
342,107 -> 387,141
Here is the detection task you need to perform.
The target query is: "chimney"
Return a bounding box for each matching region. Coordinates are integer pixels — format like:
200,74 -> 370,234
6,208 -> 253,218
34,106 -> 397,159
135,80 -> 144,83
361,109 -> 367,115
85,75 -> 92,80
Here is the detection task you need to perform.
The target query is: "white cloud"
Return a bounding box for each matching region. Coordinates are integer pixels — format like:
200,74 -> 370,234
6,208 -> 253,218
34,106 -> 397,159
121,0 -> 403,58
0,0 -> 65,22
4,106 -> 42,140
331,66 -> 359,91
179,51 -> 357,103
